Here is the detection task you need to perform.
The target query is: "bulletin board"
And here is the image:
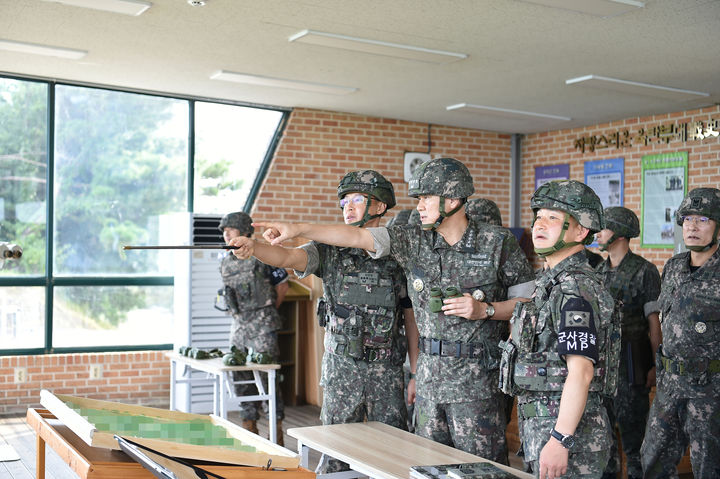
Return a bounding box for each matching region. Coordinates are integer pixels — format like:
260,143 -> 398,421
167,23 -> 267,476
534,164 -> 569,190
584,158 -> 624,208
640,152 -> 688,248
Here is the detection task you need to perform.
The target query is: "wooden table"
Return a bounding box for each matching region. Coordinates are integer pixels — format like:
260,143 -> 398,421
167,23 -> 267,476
26,408 -> 315,479
288,421 -> 532,479
167,352 -> 281,443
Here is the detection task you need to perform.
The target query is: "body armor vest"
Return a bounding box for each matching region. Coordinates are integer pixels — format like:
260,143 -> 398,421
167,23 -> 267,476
320,249 -> 403,362
500,268 -> 620,398
220,255 -> 275,312
598,252 -> 647,340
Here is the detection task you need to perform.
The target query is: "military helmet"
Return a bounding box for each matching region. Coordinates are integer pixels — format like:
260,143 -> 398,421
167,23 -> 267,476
409,209 -> 421,225
675,187 -> 720,226
218,211 -> 254,235
386,209 -> 413,227
531,180 -> 605,233
466,198 -> 503,226
408,157 -> 475,199
337,170 -> 396,209
604,206 -> 640,238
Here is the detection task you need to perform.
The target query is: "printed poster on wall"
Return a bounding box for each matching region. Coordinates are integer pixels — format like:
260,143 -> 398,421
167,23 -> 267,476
641,152 -> 688,248
584,158 -> 624,208
535,164 -> 570,190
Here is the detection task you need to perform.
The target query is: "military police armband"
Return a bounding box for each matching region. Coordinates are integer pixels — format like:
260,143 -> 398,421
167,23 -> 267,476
557,296 -> 599,362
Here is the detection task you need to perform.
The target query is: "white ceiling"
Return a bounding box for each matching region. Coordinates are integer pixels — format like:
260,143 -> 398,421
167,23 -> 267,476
2,0 -> 719,133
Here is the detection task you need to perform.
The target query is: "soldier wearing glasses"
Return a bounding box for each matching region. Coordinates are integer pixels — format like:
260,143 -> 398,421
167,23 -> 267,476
642,187 -> 720,478
229,170 -> 416,474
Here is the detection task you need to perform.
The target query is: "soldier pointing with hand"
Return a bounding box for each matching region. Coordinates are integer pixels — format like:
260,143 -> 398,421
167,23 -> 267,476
239,158 -> 535,464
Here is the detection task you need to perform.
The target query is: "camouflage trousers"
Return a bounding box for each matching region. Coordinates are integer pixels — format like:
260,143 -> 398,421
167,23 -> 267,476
319,352 -> 407,473
230,323 -> 284,421
641,386 -> 720,478
602,377 -> 650,479
519,394 -> 611,477
528,450 -> 611,479
414,389 -> 509,465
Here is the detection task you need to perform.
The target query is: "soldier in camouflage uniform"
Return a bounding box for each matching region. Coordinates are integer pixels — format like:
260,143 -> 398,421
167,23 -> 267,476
249,158 -> 536,464
641,187 -> 720,478
499,180 -> 616,478
595,207 -> 661,479
230,171 -> 416,473
218,212 -> 289,440
386,208 -> 414,227
465,197 -> 503,226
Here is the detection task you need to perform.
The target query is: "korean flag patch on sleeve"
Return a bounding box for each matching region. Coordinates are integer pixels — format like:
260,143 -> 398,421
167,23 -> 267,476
557,296 -> 599,362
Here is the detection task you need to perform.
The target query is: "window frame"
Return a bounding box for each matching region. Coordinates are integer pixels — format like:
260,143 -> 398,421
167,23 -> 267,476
0,73 -> 290,356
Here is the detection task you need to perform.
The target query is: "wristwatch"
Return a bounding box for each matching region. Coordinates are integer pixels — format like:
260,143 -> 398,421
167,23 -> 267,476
550,428 -> 575,449
484,303 -> 495,319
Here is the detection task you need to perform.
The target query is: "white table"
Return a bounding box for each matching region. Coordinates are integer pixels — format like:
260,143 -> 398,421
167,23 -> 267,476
166,352 -> 281,443
288,421 -> 533,479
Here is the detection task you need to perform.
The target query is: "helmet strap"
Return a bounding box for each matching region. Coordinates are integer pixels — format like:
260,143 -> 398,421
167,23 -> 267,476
598,233 -> 618,252
685,222 -> 720,252
348,195 -> 386,227
533,212 -> 584,257
422,197 -> 464,231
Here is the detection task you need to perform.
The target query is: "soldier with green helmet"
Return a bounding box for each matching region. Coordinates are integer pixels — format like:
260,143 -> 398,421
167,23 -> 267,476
465,197 -> 503,226
217,211 -> 289,441
499,180 -> 616,478
385,209 -> 415,226
641,187 -> 720,478
245,158 -> 535,463
594,206 -> 661,479
229,170 -> 416,473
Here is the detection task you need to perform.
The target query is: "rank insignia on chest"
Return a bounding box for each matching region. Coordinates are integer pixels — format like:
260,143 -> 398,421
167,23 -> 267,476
695,321 -> 707,334
412,278 -> 424,292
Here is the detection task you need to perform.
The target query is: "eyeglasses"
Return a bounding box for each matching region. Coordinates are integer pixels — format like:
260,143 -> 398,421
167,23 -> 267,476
682,215 -> 711,225
339,196 -> 366,209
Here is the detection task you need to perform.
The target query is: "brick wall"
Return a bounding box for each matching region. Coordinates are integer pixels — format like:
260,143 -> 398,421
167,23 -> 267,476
251,108 -> 513,223
522,104 -> 720,270
0,352 -> 169,415
4,104 -> 718,414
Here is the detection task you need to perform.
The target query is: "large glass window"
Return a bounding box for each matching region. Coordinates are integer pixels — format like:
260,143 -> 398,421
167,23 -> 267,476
194,102 -> 283,214
0,78 -> 48,276
0,76 -> 287,354
53,86 -> 189,276
53,285 -> 173,348
0,287 -> 45,349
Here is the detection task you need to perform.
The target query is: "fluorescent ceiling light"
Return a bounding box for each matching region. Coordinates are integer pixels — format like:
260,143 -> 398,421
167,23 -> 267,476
289,29 -> 467,64
519,0 -> 644,17
210,70 -> 357,95
40,0 -> 151,16
446,103 -> 571,121
566,75 -> 710,101
0,39 -> 87,59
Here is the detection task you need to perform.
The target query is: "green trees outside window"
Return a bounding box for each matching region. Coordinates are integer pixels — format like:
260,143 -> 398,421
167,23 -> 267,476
0,77 -> 286,353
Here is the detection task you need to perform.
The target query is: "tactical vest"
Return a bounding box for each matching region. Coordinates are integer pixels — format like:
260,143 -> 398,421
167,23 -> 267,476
658,251 -> 720,362
499,268 -> 621,398
320,251 -> 403,362
220,255 -> 275,311
598,252 -> 647,340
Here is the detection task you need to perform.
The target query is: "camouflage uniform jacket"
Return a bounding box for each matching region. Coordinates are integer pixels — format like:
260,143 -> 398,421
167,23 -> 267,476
657,247 -> 720,398
514,251 -> 614,461
596,251 -> 661,341
368,218 -> 535,403
296,241 -> 409,366
220,253 -> 287,331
